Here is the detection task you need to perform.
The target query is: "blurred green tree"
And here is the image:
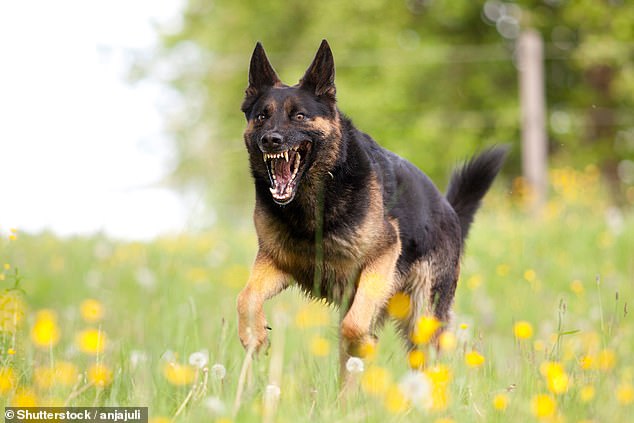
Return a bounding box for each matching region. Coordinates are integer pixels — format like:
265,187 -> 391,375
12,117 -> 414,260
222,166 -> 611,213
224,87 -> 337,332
135,0 -> 634,221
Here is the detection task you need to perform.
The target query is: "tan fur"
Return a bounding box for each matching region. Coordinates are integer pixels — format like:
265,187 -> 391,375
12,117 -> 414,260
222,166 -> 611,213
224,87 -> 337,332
237,253 -> 291,351
340,223 -> 401,349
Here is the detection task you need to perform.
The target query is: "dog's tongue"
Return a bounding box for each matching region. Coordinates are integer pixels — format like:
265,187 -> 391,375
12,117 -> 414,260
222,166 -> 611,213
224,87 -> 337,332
272,158 -> 292,195
273,159 -> 292,183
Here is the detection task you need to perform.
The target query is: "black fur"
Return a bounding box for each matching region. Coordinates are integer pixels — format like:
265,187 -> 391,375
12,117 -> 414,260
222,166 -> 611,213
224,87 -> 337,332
446,147 -> 509,241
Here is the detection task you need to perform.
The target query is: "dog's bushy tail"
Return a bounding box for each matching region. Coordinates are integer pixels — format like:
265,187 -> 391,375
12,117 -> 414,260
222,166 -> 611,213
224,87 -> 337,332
446,146 -> 508,242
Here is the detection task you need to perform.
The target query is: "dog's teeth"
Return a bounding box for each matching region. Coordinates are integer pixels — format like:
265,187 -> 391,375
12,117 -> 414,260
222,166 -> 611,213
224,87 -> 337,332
284,151 -> 289,162
291,152 -> 300,178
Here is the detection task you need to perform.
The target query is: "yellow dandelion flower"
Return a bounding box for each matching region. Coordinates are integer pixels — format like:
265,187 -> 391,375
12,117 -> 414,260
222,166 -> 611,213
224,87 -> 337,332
163,362 -> 196,386
426,365 -> 452,411
149,418 -> 172,423
598,349 -> 616,371
384,384 -> 409,413
77,328 -> 107,355
357,340 -> 377,360
221,264 -> 249,289
531,394 -> 556,419
186,267 -> 209,284
524,269 -> 537,282
87,363 -> 113,387
407,350 -> 425,369
3,263 -> 9,270
438,331 -> 457,352
616,382 -> 634,405
0,367 -> 17,394
533,340 -> 546,352
411,316 -> 441,345
30,310 -> 60,348
467,274 -> 483,290
0,289 -> 26,333
34,366 -> 56,390
465,350 -> 485,368
386,292 -> 410,319
80,299 -> 104,323
295,303 -> 330,328
547,371 -> 569,395
309,335 -> 330,357
55,361 -> 79,387
7,348 -> 16,355
496,263 -> 510,277
579,354 -> 595,370
579,385 -> 595,402
513,321 -> 533,340
215,419 -> 233,423
570,280 -> 584,296
492,393 -> 508,411
361,365 -> 391,395
540,361 -> 570,395
10,388 -> 38,406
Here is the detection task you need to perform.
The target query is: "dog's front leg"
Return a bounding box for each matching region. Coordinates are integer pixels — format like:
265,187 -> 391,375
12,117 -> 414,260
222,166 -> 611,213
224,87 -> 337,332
237,252 -> 290,352
340,240 -> 400,358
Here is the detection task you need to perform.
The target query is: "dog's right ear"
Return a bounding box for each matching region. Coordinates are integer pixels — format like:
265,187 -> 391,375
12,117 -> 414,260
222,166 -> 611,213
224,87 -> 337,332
242,42 -> 280,115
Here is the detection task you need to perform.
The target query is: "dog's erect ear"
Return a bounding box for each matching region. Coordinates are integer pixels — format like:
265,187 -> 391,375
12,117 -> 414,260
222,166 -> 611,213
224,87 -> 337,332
299,39 -> 336,100
246,42 -> 281,97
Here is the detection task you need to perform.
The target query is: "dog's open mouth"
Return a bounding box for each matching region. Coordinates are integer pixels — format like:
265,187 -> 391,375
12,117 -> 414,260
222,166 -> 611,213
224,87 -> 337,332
263,141 -> 311,205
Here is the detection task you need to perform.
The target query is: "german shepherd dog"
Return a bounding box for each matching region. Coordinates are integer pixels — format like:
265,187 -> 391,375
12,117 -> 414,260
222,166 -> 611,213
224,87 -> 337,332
237,40 -> 506,375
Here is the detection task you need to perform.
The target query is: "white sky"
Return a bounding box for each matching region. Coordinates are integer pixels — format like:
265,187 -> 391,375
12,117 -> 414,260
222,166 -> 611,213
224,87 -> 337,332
0,0 -> 188,240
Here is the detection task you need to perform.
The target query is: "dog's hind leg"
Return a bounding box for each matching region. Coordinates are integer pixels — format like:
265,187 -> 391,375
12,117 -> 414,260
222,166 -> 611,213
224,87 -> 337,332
395,256 -> 459,352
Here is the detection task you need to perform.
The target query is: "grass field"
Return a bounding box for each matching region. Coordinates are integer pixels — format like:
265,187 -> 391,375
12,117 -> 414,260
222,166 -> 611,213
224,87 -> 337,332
1,167 -> 633,422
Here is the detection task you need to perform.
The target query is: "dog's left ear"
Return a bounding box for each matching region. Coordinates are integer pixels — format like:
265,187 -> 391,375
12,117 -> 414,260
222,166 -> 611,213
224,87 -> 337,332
299,39 -> 336,100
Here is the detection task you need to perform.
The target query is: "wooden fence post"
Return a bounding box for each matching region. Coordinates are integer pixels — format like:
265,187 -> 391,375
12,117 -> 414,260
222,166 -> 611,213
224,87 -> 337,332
518,29 -> 548,213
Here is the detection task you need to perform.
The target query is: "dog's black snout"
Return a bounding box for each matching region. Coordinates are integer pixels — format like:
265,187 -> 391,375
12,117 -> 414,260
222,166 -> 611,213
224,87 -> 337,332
260,132 -> 283,149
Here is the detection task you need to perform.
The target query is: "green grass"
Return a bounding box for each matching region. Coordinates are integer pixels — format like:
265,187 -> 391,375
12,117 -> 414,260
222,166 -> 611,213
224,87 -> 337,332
1,178 -> 634,422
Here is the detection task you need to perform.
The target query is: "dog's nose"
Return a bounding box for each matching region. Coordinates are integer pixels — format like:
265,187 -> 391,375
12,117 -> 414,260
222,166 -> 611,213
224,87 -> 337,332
260,132 -> 283,149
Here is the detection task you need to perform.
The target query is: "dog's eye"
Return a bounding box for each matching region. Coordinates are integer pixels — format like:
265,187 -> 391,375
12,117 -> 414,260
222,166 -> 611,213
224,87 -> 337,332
294,112 -> 305,121
256,113 -> 267,122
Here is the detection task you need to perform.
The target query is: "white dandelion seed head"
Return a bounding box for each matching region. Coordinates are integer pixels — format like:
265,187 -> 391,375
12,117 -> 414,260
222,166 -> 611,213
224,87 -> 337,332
264,384 -> 281,401
210,363 -> 226,380
203,396 -> 226,415
135,267 -> 156,289
161,349 -> 177,363
345,356 -> 365,373
130,350 -> 148,368
188,350 -> 209,369
398,370 -> 432,408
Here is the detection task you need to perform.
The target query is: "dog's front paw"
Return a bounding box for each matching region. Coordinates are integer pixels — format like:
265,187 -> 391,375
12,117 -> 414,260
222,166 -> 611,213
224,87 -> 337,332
238,319 -> 270,353
340,317 -> 376,358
